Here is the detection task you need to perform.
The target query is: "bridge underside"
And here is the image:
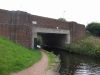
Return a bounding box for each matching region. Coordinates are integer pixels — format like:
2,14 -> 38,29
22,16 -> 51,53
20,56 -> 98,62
37,33 -> 68,48
32,27 -> 70,48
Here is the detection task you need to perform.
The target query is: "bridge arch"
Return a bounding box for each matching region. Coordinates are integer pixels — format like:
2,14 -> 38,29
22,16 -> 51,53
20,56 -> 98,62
32,27 -> 70,48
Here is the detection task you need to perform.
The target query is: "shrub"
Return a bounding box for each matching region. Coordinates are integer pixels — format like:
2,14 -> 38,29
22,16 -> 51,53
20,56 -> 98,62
65,36 -> 100,57
86,22 -> 100,36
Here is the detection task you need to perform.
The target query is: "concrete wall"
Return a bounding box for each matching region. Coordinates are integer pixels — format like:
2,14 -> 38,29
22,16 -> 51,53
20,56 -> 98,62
0,9 -> 85,48
32,27 -> 70,48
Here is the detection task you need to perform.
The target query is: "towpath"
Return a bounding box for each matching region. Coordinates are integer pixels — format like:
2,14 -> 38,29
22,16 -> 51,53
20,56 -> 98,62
12,51 -> 48,75
12,50 -> 59,75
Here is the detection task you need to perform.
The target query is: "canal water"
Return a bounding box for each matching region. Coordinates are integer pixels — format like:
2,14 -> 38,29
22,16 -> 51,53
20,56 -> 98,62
58,50 -> 100,75
44,47 -> 100,75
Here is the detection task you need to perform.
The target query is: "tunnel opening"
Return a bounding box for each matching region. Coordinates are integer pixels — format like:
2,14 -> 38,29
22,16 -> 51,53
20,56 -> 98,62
36,33 -> 68,50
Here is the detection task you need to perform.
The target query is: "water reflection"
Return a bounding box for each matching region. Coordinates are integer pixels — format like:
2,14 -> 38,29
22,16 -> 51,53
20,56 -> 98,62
43,47 -> 100,75
57,51 -> 100,75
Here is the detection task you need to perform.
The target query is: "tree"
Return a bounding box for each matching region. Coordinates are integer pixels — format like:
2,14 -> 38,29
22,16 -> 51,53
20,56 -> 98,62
86,22 -> 100,36
58,18 -> 66,22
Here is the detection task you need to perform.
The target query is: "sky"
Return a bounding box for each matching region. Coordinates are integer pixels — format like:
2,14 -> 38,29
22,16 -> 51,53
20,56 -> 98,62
0,0 -> 100,25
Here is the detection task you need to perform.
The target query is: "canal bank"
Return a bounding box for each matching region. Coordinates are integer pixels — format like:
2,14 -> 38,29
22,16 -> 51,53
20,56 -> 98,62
12,50 -> 60,75
45,49 -> 100,75
64,36 -> 100,57
43,50 -> 60,75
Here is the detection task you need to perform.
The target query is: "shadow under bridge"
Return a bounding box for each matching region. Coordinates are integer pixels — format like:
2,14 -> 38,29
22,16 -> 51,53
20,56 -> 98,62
37,33 -> 69,49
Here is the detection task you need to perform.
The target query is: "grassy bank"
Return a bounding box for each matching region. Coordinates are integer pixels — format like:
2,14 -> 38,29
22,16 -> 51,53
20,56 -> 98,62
65,36 -> 100,57
45,51 -> 60,69
0,37 -> 41,75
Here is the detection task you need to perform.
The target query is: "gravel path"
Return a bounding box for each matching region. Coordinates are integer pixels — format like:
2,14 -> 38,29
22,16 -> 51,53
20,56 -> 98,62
12,51 -> 48,75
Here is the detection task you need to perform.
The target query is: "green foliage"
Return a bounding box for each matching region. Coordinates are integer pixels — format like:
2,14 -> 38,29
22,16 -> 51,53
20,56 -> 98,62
58,18 -> 66,22
0,37 -> 41,75
44,51 -> 59,69
65,36 -> 100,57
86,22 -> 100,36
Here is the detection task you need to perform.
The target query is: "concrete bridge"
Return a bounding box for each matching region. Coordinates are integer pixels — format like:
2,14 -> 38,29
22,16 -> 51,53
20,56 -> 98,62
32,27 -> 70,48
0,9 -> 85,48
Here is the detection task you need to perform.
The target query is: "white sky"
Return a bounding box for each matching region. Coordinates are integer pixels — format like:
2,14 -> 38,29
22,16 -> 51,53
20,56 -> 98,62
0,0 -> 100,25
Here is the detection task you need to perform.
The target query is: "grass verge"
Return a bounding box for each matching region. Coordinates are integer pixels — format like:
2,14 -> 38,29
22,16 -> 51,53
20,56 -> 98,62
0,37 -> 41,75
44,51 -> 60,69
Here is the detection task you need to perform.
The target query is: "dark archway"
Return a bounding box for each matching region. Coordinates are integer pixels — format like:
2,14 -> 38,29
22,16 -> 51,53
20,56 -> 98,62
37,33 -> 68,49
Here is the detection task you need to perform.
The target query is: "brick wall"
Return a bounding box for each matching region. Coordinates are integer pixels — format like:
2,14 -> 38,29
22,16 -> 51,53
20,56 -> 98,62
32,15 -> 85,42
0,24 -> 32,48
0,9 -> 85,48
0,9 -> 32,48
0,9 -> 11,24
69,22 -> 85,42
32,15 -> 70,29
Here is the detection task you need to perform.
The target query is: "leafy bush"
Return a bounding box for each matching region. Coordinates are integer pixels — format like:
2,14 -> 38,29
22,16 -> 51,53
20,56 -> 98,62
58,18 -> 66,22
86,22 -> 100,36
65,36 -> 100,57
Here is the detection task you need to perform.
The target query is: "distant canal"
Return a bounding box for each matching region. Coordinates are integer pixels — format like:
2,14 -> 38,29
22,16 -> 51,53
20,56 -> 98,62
44,47 -> 100,75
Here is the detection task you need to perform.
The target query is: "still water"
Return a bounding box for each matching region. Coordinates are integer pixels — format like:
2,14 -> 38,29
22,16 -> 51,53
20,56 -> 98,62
43,46 -> 100,75
57,51 -> 100,75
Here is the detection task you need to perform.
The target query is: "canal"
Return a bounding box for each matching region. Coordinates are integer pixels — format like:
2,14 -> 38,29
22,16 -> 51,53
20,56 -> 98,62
44,47 -> 100,75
